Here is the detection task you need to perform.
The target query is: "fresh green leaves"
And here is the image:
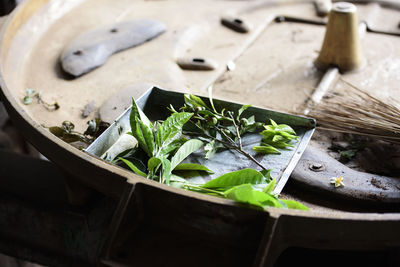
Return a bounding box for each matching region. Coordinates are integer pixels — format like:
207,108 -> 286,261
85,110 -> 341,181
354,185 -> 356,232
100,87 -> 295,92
120,95 -> 308,212
160,112 -> 193,145
170,139 -> 203,169
184,94 -> 208,109
182,169 -> 307,211
254,119 -> 299,154
122,98 -> 203,185
119,158 -> 147,177
253,145 -> 281,154
173,163 -> 213,173
202,168 -> 265,189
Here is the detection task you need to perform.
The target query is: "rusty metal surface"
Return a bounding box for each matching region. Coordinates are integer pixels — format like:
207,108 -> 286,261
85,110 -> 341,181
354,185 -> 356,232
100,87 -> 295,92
291,143 -> 400,203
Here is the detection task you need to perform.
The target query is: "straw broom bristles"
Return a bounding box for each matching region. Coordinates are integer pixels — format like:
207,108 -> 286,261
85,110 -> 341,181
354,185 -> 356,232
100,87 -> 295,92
307,79 -> 400,144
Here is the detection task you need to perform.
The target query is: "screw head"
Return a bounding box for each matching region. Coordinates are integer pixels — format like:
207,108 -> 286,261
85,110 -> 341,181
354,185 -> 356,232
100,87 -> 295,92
309,163 -> 325,172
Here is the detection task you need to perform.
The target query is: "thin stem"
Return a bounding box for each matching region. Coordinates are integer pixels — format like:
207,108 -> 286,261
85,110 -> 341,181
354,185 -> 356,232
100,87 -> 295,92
188,120 -> 268,171
228,112 -> 243,150
233,147 -> 267,171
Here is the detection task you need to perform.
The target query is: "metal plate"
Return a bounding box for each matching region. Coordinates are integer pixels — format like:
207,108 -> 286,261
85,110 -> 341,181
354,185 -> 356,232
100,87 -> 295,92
86,87 -> 315,193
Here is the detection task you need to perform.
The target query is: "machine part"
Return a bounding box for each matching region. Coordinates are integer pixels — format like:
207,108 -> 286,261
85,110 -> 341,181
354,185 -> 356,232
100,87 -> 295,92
314,0 -> 332,16
291,144 -> 400,203
274,15 -> 326,25
86,87 -> 315,194
315,2 -> 364,72
221,15 -> 252,33
176,57 -> 218,70
60,20 -> 167,76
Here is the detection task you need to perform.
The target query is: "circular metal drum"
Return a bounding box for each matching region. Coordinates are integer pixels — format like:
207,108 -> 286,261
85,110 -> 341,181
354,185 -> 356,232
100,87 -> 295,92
0,0 -> 400,266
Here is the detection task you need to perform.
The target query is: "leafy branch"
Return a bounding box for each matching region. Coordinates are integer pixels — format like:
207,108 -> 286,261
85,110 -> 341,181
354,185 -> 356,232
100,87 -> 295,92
173,94 -> 298,170
115,95 -> 308,211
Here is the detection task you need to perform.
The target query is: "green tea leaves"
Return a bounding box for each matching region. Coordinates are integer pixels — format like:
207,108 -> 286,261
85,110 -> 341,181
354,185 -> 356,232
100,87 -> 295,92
131,118 -> 155,157
119,158 -> 147,177
202,168 -> 265,189
253,119 -> 299,154
253,145 -> 281,154
184,94 -> 208,109
120,93 -> 308,212
224,184 -> 265,208
174,163 -> 213,173
279,199 -> 309,210
170,139 -> 203,170
237,104 -> 251,120
161,112 -> 193,145
262,179 -> 276,194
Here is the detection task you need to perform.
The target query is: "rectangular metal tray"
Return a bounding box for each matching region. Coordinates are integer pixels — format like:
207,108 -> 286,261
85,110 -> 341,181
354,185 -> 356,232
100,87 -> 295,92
86,87 -> 315,194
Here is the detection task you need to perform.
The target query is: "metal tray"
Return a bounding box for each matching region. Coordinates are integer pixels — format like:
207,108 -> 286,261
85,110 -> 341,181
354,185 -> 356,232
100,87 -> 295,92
86,87 -> 315,193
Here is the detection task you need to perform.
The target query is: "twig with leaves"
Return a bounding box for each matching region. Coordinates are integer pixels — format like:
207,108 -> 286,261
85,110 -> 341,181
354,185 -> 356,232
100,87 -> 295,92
115,95 -> 307,211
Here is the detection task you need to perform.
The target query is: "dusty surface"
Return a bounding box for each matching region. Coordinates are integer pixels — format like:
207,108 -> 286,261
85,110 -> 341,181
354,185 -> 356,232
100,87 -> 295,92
1,0 -> 400,212
3,0 -> 399,132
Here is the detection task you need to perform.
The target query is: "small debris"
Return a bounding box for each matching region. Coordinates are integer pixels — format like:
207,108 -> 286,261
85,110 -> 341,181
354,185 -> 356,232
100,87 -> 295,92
330,175 -> 345,188
82,100 -> 95,118
370,178 -> 388,190
22,88 -> 60,111
226,61 -> 236,71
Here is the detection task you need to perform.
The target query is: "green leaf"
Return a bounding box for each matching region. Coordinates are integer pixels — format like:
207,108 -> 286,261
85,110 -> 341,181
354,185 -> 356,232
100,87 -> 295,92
170,139 -> 204,170
160,157 -> 172,184
130,97 -> 151,129
159,138 -> 187,156
262,140 -> 294,149
237,105 -> 251,120
173,163 -> 213,173
270,119 -> 278,127
252,145 -> 281,154
155,122 -> 163,147
204,140 -> 223,159
161,112 -> 193,144
279,199 -> 309,210
260,169 -> 273,180
170,174 -> 187,188
23,96 -> 32,105
262,179 -> 276,194
184,94 -> 208,108
119,158 -> 147,177
224,184 -> 264,209
253,190 -> 283,208
202,168 -> 264,189
276,124 -> 296,135
131,118 -> 155,157
208,85 -> 217,113
148,157 -> 161,172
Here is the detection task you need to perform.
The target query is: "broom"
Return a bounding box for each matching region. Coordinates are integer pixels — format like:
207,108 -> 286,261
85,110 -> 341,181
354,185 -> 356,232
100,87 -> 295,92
307,79 -> 400,144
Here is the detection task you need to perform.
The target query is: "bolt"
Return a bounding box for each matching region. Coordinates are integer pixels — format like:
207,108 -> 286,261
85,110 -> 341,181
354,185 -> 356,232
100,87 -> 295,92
309,163 -> 324,172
